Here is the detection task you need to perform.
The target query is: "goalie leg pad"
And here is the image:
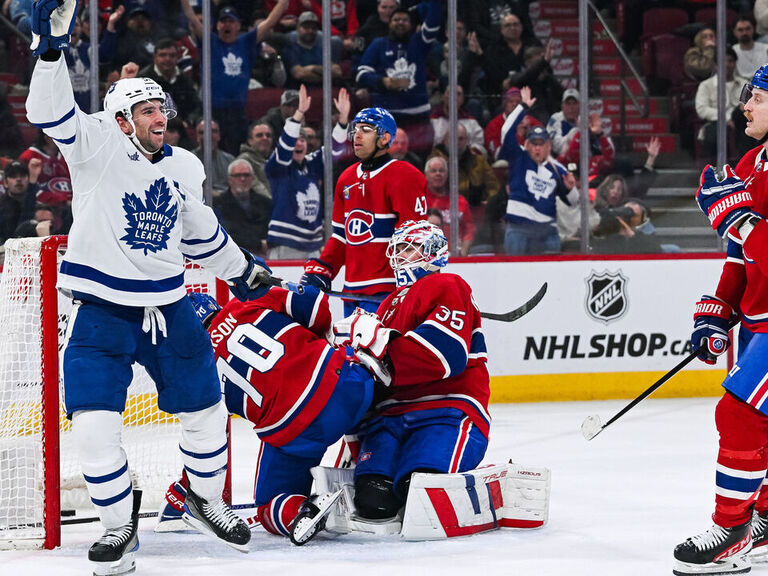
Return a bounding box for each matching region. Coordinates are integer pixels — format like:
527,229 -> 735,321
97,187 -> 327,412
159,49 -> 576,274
400,461 -> 551,540
258,493 -> 307,537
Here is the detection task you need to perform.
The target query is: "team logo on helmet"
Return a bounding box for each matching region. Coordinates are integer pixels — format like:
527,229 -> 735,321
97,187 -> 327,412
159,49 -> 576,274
585,270 -> 628,324
121,178 -> 179,255
345,209 -> 375,245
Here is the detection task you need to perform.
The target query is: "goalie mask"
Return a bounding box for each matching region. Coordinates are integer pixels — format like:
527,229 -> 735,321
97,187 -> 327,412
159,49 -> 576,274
103,77 -> 177,155
188,292 -> 221,329
386,220 -> 449,287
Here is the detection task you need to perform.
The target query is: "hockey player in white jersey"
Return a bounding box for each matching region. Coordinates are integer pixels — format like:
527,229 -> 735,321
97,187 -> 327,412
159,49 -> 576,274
25,1 -> 272,573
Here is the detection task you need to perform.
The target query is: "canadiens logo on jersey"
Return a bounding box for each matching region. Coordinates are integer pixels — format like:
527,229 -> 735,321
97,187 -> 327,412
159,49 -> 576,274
120,177 -> 179,255
345,209 -> 375,245
585,270 -> 628,323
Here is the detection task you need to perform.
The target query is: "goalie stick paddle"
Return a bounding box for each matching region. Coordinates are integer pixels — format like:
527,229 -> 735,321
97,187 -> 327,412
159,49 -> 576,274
582,318 -> 739,440
262,275 -> 548,324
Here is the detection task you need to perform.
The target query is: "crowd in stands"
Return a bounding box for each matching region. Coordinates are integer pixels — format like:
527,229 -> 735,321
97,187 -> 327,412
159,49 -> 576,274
1,0 -> 763,257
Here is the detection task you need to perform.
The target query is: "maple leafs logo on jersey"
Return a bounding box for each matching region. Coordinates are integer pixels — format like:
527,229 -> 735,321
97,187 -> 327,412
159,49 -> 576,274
222,52 -> 243,77
296,182 -> 321,223
524,166 -> 557,201
120,178 -> 178,255
386,57 -> 416,89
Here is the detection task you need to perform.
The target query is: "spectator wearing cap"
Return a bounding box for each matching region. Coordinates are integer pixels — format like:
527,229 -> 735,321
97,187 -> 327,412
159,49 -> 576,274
139,37 -> 202,125
265,84 -> 350,259
283,11 -> 343,88
259,88 -> 301,149
0,161 -> 40,243
180,0 -> 290,154
485,86 -> 522,160
356,0 -> 442,155
113,6 -> 163,70
500,87 -> 578,255
547,88 -> 580,157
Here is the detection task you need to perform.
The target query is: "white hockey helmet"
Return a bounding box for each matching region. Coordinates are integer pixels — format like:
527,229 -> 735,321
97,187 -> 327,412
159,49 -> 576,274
103,77 -> 176,121
386,220 -> 449,286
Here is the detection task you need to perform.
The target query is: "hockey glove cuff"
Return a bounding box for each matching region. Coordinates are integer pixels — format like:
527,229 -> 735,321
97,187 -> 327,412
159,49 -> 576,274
300,258 -> 334,292
692,295 -> 735,365
228,249 -> 272,301
31,0 -> 78,57
349,310 -> 398,359
695,164 -> 754,238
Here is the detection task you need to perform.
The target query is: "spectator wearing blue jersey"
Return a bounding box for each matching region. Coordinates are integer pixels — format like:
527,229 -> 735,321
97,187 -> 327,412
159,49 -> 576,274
500,87 -> 578,256
355,0 -> 442,155
180,0 -> 290,154
265,84 -> 350,260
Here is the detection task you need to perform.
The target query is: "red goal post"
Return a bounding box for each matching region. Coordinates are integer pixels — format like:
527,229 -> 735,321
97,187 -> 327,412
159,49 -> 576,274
0,236 -> 231,550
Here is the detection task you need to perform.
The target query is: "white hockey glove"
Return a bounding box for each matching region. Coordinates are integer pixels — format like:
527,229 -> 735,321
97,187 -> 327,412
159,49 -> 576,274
30,0 -> 78,57
334,309 -> 398,359
356,349 -> 392,387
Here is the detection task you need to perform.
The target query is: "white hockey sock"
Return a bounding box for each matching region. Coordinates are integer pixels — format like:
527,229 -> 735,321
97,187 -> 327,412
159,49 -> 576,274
177,401 -> 228,502
72,410 -> 133,529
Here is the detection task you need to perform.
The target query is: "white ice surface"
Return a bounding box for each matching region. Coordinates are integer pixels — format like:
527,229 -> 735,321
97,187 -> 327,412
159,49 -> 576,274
3,397 -> 724,576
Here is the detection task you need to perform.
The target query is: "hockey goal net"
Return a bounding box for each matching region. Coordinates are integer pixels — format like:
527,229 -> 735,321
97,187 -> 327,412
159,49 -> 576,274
0,236 -> 229,549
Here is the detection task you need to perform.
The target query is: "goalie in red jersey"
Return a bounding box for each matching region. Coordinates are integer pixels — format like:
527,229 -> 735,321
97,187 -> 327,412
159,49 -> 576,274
674,64 -> 768,575
156,285 -> 390,541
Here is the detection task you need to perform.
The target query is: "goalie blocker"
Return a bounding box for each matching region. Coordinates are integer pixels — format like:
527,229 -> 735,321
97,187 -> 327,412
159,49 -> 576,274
304,461 -> 550,541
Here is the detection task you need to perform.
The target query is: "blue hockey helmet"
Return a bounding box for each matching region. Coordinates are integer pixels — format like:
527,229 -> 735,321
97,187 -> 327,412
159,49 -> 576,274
740,64 -> 768,104
188,292 -> 221,328
351,107 -> 397,144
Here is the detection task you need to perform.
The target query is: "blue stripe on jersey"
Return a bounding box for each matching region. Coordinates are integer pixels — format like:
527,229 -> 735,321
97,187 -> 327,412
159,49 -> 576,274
183,228 -> 230,260
286,289 -> 322,328
33,106 -> 75,128
412,323 -> 468,376
53,134 -> 76,145
184,464 -> 227,478
60,261 -> 185,293
83,461 -> 129,484
258,345 -> 335,438
464,474 -> 481,514
716,471 -> 763,494
470,330 -> 487,355
181,226 -> 220,245
256,309 -> 296,337
178,442 -> 228,459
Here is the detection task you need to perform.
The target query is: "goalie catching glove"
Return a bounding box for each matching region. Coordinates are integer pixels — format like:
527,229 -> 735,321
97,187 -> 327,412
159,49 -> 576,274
30,0 -> 78,57
692,295 -> 736,365
695,164 -> 756,238
227,249 -> 272,301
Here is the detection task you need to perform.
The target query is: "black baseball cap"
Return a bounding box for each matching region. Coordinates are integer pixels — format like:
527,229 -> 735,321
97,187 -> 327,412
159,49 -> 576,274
4,161 -> 28,178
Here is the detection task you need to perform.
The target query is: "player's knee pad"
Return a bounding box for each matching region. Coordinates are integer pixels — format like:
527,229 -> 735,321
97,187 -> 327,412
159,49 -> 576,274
354,474 -> 401,520
257,494 -> 307,537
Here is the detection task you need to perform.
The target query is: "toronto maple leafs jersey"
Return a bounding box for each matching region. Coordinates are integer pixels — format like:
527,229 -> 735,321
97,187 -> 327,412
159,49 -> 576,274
375,272 -> 491,438
211,287 -> 347,447
265,119 -> 347,252
500,104 -> 576,226
355,0 -> 441,117
319,156 -> 428,295
715,145 -> 768,332
209,29 -> 260,108
25,54 -> 246,306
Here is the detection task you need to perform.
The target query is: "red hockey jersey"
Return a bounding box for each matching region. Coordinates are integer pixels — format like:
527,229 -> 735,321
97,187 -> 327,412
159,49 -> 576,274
374,272 -> 491,437
208,287 -> 347,446
319,158 -> 428,295
716,146 -> 768,331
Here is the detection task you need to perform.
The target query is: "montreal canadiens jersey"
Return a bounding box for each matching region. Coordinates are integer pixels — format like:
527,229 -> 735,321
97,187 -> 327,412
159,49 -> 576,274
25,54 -> 246,306
319,158 -> 427,295
209,287 -> 347,446
717,145 -> 768,332
375,272 -> 491,437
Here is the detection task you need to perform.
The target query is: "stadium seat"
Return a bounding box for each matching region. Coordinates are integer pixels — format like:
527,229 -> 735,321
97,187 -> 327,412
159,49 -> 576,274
641,8 -> 689,39
692,7 -> 738,29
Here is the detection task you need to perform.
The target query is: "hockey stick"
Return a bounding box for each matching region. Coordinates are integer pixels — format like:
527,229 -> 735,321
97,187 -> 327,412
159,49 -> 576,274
60,502 -> 258,526
262,275 -> 548,324
581,320 -> 738,440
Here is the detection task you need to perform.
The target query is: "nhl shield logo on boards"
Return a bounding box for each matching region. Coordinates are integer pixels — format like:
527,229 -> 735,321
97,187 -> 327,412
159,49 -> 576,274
585,270 -> 628,323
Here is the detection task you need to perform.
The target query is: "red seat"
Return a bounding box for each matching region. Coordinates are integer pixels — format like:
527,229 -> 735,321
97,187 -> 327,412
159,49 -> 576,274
651,33 -> 691,87
245,87 -> 283,121
642,8 -> 689,39
693,7 -> 738,28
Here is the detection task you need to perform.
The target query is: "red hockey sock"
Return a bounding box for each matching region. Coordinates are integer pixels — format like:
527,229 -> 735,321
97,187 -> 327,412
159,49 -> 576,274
257,493 -> 306,537
713,393 -> 768,527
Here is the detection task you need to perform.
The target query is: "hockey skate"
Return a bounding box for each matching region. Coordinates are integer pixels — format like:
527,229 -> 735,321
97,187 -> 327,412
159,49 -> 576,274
182,487 -> 251,552
750,510 -> 768,563
89,490 -> 141,576
673,521 -> 752,575
290,489 -> 344,546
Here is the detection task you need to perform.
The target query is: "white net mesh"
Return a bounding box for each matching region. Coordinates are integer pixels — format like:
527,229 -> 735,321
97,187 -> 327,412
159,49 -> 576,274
0,237 -> 222,547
